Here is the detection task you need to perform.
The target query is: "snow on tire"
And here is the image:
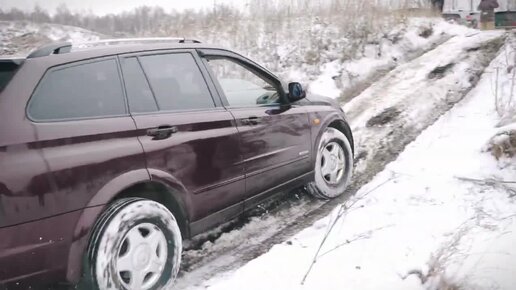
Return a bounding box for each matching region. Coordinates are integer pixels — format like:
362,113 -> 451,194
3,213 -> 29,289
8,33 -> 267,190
307,127 -> 353,199
88,198 -> 182,290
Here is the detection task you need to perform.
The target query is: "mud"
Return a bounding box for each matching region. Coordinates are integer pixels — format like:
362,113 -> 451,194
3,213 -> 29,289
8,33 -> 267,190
428,63 -> 455,79
366,107 -> 401,127
419,26 -> 434,38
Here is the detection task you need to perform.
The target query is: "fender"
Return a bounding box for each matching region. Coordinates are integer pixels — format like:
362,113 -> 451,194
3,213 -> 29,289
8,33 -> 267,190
66,169 -> 150,283
65,168 -> 193,283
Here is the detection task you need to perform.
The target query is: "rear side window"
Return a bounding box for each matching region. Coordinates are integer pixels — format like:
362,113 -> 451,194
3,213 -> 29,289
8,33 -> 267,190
138,53 -> 214,111
28,59 -> 126,121
0,62 -> 19,92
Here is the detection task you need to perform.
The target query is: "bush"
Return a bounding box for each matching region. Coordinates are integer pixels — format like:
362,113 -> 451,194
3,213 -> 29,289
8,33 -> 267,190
486,127 -> 516,160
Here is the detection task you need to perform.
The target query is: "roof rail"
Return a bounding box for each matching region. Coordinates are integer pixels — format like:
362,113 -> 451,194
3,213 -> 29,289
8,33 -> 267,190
75,37 -> 202,48
27,42 -> 72,58
26,37 -> 202,58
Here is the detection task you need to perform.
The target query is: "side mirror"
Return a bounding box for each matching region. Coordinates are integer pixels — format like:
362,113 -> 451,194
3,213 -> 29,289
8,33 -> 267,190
288,82 -> 306,102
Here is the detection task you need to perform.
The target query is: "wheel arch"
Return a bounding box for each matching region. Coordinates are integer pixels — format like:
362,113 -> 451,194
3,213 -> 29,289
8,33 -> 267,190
313,114 -> 354,157
66,169 -> 191,284
328,119 -> 354,154
115,180 -> 190,236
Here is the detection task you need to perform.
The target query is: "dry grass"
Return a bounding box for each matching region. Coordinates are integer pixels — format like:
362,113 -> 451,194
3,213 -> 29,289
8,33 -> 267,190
495,33 -> 516,126
486,129 -> 516,160
402,223 -> 473,290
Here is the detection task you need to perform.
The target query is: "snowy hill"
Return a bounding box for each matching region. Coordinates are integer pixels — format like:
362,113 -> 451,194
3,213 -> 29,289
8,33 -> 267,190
0,21 -> 103,56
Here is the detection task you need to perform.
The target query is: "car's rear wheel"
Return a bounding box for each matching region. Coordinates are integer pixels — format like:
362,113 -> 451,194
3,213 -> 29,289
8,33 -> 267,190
86,198 -> 182,290
306,127 -> 353,199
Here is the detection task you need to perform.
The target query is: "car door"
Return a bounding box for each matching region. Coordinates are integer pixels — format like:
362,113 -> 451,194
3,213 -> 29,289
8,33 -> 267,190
199,49 -> 312,207
119,50 -> 245,232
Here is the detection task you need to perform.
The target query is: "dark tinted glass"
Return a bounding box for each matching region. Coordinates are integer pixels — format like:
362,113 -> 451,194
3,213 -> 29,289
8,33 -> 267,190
121,57 -> 158,113
0,62 -> 19,92
138,53 -> 214,111
29,59 -> 126,120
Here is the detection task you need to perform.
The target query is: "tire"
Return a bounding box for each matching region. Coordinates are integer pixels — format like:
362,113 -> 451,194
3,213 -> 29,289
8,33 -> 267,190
86,198 -> 182,290
306,127 -> 353,199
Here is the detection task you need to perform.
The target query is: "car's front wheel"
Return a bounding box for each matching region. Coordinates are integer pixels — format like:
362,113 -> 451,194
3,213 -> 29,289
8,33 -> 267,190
87,198 -> 182,290
306,127 -> 353,199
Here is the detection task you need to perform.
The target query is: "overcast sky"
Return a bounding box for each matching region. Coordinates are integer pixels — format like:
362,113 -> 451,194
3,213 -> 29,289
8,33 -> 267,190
0,0 -> 246,15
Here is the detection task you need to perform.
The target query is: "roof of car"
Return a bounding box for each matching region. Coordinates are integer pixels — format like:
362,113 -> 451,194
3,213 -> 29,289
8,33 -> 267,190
20,38 -> 228,62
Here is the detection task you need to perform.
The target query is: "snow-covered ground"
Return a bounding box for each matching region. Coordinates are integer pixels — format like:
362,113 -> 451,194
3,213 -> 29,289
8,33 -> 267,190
0,21 -> 102,56
307,18 -> 466,100
181,35 -> 516,290
345,29 -> 504,178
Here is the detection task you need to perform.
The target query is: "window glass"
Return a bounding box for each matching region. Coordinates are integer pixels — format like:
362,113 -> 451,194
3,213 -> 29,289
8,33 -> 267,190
206,58 -> 279,107
121,57 -> 158,113
0,61 -> 19,92
29,59 -> 126,120
138,53 -> 214,111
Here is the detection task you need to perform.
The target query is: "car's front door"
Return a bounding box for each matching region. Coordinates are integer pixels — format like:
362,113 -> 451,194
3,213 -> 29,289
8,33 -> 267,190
200,50 -> 312,207
119,50 -> 245,234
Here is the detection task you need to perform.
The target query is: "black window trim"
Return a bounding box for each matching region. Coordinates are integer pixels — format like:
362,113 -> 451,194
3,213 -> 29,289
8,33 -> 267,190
118,49 -> 224,116
117,55 -> 161,113
197,48 -> 288,109
26,56 -> 130,123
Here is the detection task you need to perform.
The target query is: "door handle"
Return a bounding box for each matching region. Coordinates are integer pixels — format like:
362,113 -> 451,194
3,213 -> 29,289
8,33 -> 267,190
147,125 -> 178,140
242,116 -> 261,125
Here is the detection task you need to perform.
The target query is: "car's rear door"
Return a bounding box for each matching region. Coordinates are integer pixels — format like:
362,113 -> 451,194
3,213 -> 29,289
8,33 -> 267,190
199,49 -> 312,207
0,56 -> 147,285
119,50 -> 244,234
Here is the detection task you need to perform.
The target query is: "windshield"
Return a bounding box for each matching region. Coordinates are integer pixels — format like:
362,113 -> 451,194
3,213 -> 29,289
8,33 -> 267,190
0,61 -> 20,92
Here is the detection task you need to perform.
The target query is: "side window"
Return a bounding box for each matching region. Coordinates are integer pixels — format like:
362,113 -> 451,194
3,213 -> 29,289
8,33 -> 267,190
120,57 -> 158,113
28,59 -> 126,121
138,53 -> 215,111
205,58 -> 279,107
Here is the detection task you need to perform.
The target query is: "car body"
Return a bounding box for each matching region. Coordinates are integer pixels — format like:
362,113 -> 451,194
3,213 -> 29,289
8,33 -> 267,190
0,38 -> 353,289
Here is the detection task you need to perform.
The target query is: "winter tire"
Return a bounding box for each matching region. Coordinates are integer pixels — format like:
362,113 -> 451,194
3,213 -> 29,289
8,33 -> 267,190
87,198 -> 182,290
306,127 -> 353,199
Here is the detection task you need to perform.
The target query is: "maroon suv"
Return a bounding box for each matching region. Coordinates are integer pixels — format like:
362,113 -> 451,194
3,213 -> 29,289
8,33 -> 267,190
0,38 -> 354,290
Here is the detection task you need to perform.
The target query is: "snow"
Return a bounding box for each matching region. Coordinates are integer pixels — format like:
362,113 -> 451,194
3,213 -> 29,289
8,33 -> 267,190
308,18 -> 473,99
309,60 -> 342,99
0,21 -> 102,56
181,34 -> 516,290
344,28 -> 504,177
